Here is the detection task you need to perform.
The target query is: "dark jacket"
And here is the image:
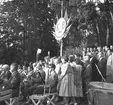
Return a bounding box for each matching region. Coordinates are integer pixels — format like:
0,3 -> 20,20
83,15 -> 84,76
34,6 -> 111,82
98,57 -> 107,81
10,71 -> 21,97
90,57 -> 99,81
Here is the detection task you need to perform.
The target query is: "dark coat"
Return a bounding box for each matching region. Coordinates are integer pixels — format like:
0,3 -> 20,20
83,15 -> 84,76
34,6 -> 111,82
90,57 -> 99,81
97,57 -> 107,81
10,71 -> 21,97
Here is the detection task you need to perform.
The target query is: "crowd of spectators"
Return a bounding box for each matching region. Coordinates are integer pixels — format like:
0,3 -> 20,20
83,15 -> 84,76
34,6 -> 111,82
0,45 -> 113,105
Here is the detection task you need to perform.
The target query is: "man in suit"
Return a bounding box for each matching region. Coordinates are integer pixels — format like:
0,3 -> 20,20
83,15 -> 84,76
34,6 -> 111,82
0,64 -> 11,82
9,63 -> 21,98
97,52 -> 107,81
106,49 -> 113,83
24,64 -> 45,96
90,52 -> 99,81
82,55 -> 92,98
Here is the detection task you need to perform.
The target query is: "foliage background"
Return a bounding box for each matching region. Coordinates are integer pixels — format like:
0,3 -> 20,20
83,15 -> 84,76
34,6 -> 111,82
0,0 -> 113,64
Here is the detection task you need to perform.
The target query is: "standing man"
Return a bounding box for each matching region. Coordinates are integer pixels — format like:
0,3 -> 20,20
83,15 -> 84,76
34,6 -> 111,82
97,52 -> 107,81
10,63 -> 21,98
90,52 -> 98,81
106,49 -> 113,83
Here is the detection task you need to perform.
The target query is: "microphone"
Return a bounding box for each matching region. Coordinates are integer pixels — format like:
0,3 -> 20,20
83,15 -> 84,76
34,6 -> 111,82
95,64 -> 106,82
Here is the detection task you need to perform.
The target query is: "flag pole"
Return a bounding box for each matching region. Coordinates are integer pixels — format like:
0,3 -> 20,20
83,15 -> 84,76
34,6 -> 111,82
60,39 -> 63,56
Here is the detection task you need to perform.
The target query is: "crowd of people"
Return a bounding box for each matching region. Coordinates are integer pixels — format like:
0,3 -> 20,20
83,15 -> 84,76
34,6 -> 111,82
0,45 -> 113,105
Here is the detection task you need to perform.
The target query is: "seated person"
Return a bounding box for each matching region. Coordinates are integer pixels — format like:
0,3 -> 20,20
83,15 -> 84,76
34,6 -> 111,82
21,65 -> 29,80
3,63 -> 21,98
0,64 -> 11,81
21,64 -> 45,100
28,64 -> 46,95
0,64 -> 11,89
30,63 -> 58,94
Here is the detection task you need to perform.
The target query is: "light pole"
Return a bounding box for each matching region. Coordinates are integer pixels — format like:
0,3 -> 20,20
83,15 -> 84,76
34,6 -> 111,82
52,1 -> 72,56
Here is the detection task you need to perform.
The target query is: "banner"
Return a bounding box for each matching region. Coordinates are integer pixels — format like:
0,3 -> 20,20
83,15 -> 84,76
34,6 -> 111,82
54,18 -> 66,40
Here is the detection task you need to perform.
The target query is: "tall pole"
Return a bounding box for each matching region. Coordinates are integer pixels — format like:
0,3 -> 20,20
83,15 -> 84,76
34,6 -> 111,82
60,39 -> 63,56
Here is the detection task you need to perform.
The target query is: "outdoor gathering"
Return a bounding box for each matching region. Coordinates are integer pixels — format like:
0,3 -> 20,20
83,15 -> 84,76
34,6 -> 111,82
0,0 -> 113,105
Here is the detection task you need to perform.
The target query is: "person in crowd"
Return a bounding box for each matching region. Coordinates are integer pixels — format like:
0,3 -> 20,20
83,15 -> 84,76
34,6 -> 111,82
82,55 -> 92,98
0,63 -> 20,105
22,64 -> 28,76
58,55 -> 78,105
105,49 -> 111,59
0,64 -> 11,82
74,57 -> 83,104
18,65 -> 23,74
75,53 -> 84,67
89,47 -> 93,53
44,56 -> 50,65
97,46 -> 102,53
90,52 -> 98,81
2,63 -> 21,98
0,64 -> 11,90
36,48 -> 42,62
86,48 -> 90,53
104,46 -> 109,52
21,63 -> 45,104
54,57 -> 62,76
46,63 -> 58,93
93,47 -> 97,53
97,52 -> 107,81
10,63 -> 21,98
106,49 -> 113,83
110,45 -> 113,50
44,62 -> 50,83
27,63 -> 45,94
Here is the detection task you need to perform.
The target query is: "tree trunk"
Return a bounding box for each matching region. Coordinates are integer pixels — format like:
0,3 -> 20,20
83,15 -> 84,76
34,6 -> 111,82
96,19 -> 101,46
106,24 -> 109,45
110,10 -> 113,21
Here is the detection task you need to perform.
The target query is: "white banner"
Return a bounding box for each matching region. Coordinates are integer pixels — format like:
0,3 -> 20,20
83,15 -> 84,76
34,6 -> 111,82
54,18 -> 66,40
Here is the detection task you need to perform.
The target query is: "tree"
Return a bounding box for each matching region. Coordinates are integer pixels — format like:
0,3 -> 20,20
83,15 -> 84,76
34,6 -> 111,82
0,0 -> 57,64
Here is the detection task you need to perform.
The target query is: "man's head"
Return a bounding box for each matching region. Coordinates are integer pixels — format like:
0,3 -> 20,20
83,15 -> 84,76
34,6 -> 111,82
10,63 -> 18,73
68,55 -> 74,62
97,52 -> 104,60
49,64 -> 56,70
61,55 -> 68,63
2,64 -> 9,72
97,46 -> 102,52
110,45 -> 113,50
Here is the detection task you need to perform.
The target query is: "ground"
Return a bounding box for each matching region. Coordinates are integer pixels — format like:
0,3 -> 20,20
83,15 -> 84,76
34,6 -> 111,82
19,97 -> 88,105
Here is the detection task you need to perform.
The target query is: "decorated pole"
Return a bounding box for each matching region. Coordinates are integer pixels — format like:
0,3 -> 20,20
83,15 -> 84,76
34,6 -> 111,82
52,1 -> 72,56
60,40 -> 63,56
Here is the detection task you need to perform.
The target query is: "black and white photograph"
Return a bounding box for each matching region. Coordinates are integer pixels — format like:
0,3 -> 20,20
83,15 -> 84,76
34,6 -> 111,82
0,0 -> 113,105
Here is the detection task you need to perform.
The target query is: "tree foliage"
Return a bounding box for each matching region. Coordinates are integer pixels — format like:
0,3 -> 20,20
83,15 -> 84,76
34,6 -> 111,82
0,0 -> 113,63
0,0 -> 57,64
